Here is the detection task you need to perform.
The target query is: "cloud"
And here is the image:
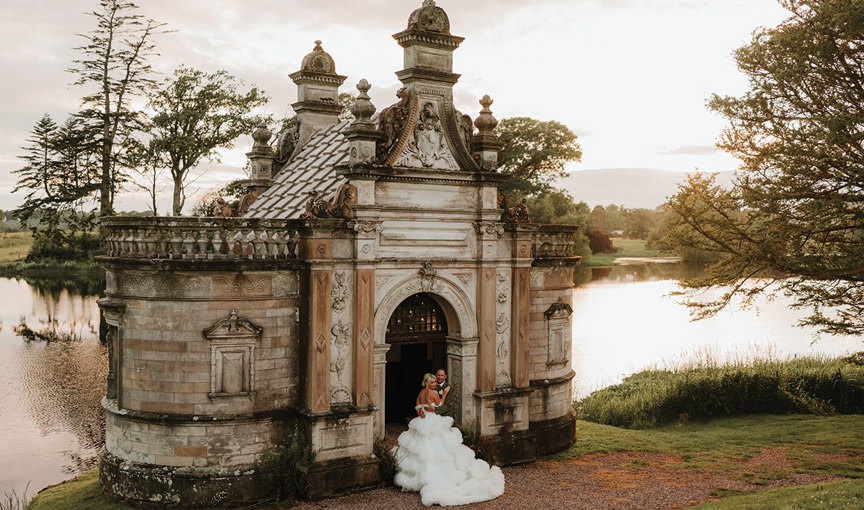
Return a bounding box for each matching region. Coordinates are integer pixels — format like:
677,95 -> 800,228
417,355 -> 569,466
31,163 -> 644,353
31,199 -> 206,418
659,145 -> 717,155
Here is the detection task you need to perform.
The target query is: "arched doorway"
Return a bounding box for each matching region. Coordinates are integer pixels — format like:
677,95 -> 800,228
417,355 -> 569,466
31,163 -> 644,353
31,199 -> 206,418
384,293 -> 448,423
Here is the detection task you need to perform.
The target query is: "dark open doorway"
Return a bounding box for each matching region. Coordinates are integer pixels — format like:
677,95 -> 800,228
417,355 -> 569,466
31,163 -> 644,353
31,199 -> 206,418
384,293 -> 448,424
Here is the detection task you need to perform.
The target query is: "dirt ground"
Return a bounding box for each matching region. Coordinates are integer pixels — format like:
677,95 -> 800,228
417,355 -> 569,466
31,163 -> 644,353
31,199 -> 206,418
293,449 -> 840,510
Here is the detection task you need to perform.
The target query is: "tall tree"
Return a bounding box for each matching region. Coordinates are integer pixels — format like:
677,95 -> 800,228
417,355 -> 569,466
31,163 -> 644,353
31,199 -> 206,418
495,117 -> 582,200
662,0 -> 864,335
148,66 -> 268,215
69,0 -> 164,216
13,115 -> 99,227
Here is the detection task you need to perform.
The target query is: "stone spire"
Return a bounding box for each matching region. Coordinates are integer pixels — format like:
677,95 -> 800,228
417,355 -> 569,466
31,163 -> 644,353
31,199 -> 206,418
393,0 -> 465,89
289,40 -> 347,147
343,79 -> 382,165
472,95 -> 504,171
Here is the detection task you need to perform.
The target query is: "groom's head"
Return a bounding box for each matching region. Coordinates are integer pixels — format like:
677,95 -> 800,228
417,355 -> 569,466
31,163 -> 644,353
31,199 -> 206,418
436,369 -> 447,383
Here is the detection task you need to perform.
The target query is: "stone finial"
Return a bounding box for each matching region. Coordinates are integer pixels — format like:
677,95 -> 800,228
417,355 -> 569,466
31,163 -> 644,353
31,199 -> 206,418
423,0 -> 435,6
351,79 -> 376,124
344,79 -> 383,165
474,95 -> 498,135
472,95 -> 504,171
251,122 -> 273,149
300,40 -> 337,75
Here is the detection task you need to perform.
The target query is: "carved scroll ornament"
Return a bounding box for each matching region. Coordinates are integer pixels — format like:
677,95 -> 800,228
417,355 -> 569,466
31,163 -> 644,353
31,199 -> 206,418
300,182 -> 358,220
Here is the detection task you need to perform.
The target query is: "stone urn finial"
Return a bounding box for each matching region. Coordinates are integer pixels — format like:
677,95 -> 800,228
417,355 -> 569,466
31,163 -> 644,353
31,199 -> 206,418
251,122 -> 273,149
474,95 -> 498,135
351,79 -> 376,123
423,0 -> 436,6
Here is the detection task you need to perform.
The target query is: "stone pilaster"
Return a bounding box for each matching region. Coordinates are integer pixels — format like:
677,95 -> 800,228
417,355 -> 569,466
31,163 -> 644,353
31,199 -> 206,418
446,336 -> 478,425
306,238 -> 333,413
477,267 -> 497,392
353,269 -> 375,407
511,267 -> 530,388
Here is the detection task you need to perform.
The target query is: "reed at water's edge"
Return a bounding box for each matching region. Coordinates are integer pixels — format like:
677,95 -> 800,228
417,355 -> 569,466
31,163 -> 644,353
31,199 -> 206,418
575,352 -> 864,429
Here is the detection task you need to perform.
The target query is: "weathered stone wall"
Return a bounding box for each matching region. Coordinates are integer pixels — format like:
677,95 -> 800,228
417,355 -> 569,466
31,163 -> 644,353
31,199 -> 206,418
527,264 -> 575,423
100,265 -> 303,506
104,402 -> 287,468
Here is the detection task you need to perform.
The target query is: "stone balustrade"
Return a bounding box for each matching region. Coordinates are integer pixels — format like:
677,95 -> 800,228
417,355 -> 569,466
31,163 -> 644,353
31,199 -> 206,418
101,217 -> 299,260
532,225 -> 580,259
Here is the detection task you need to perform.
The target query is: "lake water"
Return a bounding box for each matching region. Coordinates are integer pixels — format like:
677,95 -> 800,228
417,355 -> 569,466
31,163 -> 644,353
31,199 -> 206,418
1,265 -> 862,495
570,263 -> 864,399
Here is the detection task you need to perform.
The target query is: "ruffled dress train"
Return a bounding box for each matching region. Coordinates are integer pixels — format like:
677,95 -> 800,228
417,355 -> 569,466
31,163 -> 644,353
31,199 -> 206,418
392,413 -> 505,506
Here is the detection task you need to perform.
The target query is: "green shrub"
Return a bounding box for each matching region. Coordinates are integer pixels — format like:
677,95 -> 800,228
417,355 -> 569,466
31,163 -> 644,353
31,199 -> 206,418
576,354 -> 864,428
373,439 -> 397,486
267,425 -> 317,502
26,230 -> 103,262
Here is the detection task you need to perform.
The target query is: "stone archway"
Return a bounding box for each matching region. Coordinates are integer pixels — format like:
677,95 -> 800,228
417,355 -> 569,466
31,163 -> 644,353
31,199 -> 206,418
373,275 -> 478,437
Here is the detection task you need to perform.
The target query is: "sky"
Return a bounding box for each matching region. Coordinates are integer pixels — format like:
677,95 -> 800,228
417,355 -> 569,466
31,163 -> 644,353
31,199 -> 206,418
0,0 -> 791,213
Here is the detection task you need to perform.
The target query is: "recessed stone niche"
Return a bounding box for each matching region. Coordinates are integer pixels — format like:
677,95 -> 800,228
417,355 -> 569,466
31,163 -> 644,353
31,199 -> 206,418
544,298 -> 573,366
203,310 -> 262,399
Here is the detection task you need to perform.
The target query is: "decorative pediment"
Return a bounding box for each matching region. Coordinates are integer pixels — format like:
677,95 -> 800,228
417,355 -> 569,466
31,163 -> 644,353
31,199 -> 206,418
203,310 -> 263,340
378,91 -> 480,172
544,298 -> 573,320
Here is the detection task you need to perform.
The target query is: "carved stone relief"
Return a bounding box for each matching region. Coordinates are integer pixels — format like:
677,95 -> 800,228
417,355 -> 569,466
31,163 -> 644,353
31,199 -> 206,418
213,275 -> 269,297
393,100 -> 459,170
495,270 -> 511,386
116,274 -> 211,299
330,321 -> 351,404
272,272 -> 299,297
331,271 -> 348,312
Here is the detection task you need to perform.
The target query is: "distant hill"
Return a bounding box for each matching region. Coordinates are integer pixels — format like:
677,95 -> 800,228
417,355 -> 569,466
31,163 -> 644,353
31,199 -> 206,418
556,168 -> 735,209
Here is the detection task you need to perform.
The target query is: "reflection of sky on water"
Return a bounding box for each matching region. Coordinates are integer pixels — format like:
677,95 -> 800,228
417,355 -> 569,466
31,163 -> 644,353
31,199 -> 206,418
0,279 -> 104,496
571,264 -> 864,399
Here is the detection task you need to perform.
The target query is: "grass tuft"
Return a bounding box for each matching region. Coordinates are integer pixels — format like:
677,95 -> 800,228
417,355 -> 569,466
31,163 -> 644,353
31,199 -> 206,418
576,354 -> 864,429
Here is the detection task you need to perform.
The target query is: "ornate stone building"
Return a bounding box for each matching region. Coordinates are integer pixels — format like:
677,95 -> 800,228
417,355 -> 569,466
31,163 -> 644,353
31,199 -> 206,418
97,1 -> 579,506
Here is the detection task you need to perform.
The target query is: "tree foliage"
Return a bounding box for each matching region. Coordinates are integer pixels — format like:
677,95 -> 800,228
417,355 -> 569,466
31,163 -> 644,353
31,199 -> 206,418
495,117 -> 582,200
13,114 -> 100,230
148,66 -> 268,215
68,0 -> 165,216
525,189 -> 591,257
662,0 -> 864,335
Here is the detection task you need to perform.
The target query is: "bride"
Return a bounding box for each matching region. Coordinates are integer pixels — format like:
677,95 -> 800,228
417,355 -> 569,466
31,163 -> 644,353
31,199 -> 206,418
392,373 -> 505,506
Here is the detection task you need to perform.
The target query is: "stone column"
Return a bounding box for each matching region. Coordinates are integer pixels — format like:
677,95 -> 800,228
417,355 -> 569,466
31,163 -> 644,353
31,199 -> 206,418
373,343 -> 390,439
306,238 -> 333,413
512,229 -> 534,388
446,336 -> 478,425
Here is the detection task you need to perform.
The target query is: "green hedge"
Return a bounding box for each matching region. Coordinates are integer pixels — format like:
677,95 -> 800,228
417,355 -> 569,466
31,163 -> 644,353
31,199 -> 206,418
576,354 -> 864,429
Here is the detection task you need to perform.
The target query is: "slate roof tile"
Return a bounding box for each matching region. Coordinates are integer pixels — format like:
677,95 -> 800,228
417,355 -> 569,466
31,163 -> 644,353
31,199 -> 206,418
244,120 -> 351,220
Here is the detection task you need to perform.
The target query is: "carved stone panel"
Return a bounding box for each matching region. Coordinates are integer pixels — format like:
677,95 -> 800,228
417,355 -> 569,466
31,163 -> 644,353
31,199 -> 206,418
495,270 -> 511,387
393,99 -> 459,170
203,311 -> 262,399
545,298 -> 573,366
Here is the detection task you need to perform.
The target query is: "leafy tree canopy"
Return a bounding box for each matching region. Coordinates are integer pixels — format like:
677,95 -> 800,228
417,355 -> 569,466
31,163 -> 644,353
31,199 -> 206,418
148,66 -> 269,215
662,0 -> 864,335
495,117 -> 582,200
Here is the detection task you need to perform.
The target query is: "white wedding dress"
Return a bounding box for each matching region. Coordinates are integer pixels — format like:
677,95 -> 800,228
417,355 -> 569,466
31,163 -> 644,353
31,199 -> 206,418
392,410 -> 505,506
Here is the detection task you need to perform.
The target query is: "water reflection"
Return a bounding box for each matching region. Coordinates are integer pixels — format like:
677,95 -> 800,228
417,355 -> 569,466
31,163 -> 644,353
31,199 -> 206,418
0,279 -> 105,495
571,262 -> 864,400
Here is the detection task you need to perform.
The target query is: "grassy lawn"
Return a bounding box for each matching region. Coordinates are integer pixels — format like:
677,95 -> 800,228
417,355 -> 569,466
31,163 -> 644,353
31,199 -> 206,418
25,415 -> 864,509
583,238 -> 674,267
560,414 -> 864,481
692,479 -> 864,509
0,232 -> 32,262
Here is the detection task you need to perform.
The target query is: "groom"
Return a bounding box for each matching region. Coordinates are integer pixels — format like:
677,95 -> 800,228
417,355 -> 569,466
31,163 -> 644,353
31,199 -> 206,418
433,368 -> 455,417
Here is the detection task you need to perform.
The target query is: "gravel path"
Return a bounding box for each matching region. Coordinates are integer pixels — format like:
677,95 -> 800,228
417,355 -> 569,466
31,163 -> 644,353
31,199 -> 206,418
292,450 -> 840,510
